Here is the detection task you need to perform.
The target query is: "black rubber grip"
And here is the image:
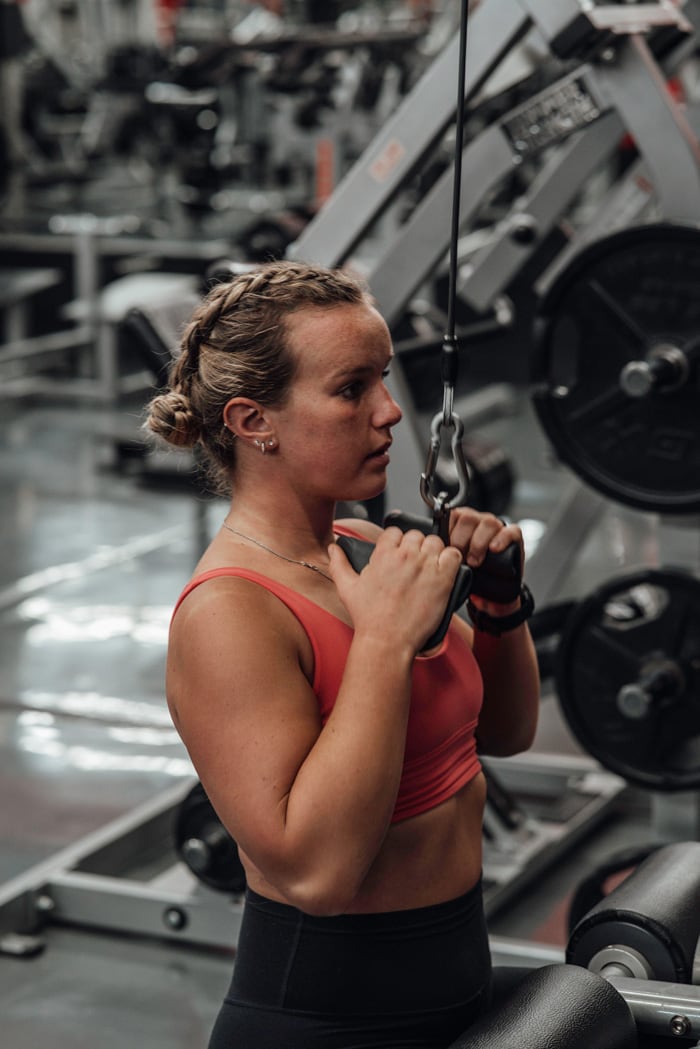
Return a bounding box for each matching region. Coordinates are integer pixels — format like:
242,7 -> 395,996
383,510 -> 522,604
335,534 -> 472,653
471,546 -> 521,604
383,510 -> 436,532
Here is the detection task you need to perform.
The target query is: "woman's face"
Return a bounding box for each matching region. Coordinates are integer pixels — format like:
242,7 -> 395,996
269,300 -> 403,504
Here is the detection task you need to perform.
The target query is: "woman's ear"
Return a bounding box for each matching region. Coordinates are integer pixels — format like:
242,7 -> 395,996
223,398 -> 275,446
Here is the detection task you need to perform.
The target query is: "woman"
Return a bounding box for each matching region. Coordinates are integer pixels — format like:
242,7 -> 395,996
146,260 -> 540,1049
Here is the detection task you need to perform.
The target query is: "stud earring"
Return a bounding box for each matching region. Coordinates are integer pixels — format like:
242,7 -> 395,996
254,437 -> 276,454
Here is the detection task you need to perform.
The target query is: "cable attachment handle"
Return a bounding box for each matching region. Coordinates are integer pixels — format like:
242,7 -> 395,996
420,409 -> 471,542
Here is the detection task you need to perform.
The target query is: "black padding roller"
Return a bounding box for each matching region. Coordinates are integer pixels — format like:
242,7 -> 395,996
567,841 -> 700,983
448,964 -> 637,1049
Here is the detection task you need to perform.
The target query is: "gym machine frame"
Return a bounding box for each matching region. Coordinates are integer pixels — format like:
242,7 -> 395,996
0,225 -> 232,403
291,0 -> 700,513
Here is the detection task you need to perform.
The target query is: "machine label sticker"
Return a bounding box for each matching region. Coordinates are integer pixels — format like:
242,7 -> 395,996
369,140 -> 407,183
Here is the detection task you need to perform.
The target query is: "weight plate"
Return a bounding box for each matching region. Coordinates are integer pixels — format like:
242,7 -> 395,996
555,568 -> 700,791
174,782 -> 246,894
532,223 -> 700,514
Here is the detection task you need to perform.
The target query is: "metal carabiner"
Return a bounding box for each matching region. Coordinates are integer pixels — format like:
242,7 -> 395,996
420,410 -> 471,542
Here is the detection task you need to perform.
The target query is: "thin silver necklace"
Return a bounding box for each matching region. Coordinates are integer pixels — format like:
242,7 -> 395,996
221,522 -> 333,581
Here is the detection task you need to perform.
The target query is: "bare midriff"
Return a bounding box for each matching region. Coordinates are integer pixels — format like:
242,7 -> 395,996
241,771 -> 487,914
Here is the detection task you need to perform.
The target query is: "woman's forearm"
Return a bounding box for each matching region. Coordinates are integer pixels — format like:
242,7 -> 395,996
472,622 -> 540,755
270,634 -> 415,913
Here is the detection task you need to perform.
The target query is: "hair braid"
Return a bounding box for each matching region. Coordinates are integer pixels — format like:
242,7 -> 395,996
145,260 -> 369,493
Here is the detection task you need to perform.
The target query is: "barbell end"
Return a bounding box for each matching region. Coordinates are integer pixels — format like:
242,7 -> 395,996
181,837 -> 211,874
616,683 -> 652,720
619,345 -> 691,398
619,360 -> 653,398
616,659 -> 685,720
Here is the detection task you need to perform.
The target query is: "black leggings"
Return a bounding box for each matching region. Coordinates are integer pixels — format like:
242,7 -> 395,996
208,880 -> 492,1049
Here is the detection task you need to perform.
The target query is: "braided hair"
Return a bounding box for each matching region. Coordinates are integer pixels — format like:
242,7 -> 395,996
145,260 -> 369,493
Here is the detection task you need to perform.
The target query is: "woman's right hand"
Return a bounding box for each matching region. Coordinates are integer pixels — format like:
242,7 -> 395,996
328,526 -> 463,654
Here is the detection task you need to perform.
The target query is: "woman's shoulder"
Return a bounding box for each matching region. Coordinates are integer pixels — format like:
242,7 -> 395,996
171,563 -> 304,633
169,565 -> 318,693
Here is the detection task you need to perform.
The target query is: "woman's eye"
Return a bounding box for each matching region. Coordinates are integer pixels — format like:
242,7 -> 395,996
338,365 -> 391,400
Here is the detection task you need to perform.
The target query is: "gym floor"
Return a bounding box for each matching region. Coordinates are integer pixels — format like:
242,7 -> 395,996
0,366 -> 695,1048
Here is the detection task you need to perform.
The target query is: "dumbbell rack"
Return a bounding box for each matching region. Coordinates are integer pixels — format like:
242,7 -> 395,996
0,752 -> 626,958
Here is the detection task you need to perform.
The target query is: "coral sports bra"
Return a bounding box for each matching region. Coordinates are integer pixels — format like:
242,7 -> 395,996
172,528 -> 483,822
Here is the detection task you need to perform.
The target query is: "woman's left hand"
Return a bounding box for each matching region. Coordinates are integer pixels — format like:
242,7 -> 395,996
447,508 -> 524,580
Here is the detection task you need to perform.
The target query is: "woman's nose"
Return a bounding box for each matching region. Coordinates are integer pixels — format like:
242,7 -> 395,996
377,383 -> 403,427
